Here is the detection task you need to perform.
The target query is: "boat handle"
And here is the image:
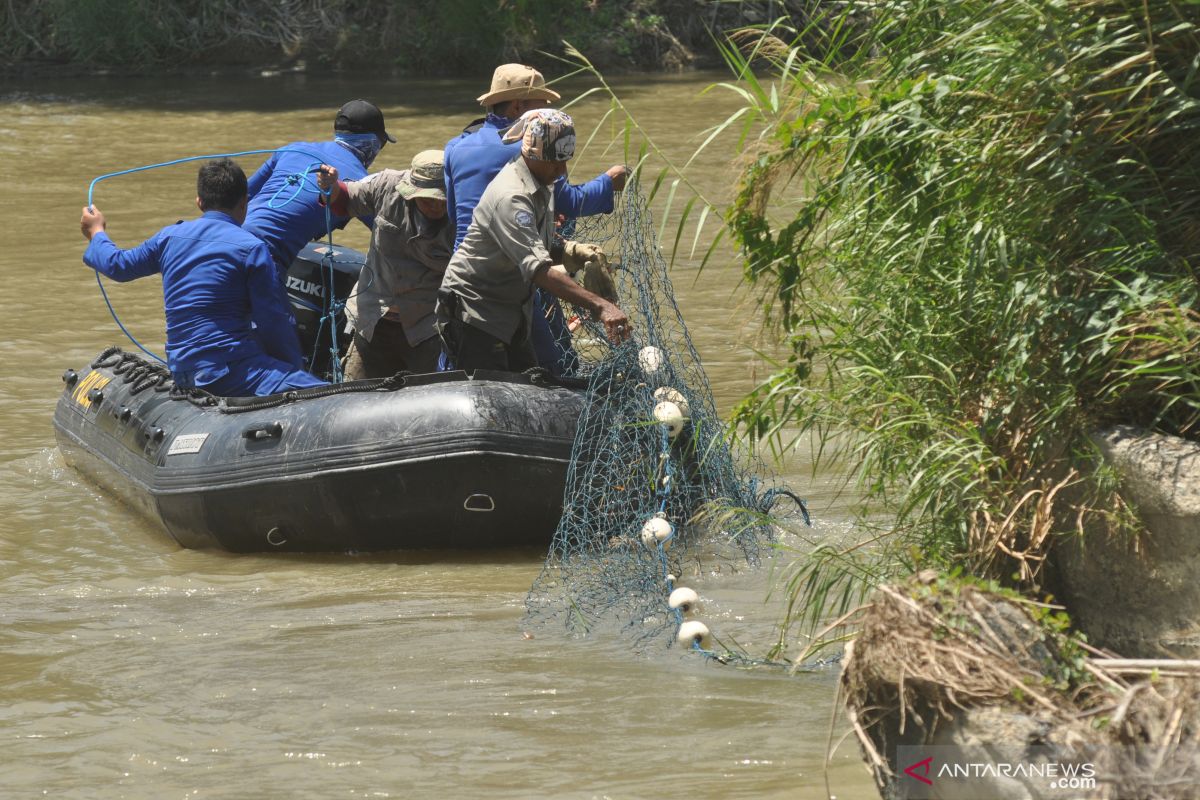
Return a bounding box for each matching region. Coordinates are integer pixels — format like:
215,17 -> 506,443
242,422 -> 283,440
463,493 -> 495,512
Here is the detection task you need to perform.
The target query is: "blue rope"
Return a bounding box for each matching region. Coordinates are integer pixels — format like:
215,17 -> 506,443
318,189 -> 344,382
86,147 -> 342,374
93,271 -> 166,363
85,147 -> 333,208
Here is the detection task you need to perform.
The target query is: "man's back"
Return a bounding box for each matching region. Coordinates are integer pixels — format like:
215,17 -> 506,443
84,211 -> 299,377
444,118 -> 519,250
244,140 -> 369,272
158,214 -> 267,365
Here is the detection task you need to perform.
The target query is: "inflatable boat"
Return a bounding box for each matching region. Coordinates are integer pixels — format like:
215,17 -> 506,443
53,244 -> 586,552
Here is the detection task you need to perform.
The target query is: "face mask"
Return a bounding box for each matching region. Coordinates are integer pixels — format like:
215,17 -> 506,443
334,132 -> 383,169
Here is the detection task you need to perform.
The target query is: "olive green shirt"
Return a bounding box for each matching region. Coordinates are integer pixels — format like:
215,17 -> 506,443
437,158 -> 554,344
343,169 -> 453,345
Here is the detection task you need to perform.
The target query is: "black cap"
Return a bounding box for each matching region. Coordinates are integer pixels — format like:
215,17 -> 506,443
334,99 -> 395,144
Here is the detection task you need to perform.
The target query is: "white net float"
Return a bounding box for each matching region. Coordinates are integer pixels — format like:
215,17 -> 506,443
652,386 -> 690,418
653,400 -> 685,438
668,586 -> 702,615
639,514 -> 674,549
638,346 -> 664,373
676,620 -> 711,650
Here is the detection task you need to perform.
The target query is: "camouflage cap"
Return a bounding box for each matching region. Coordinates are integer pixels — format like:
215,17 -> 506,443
502,108 -> 576,162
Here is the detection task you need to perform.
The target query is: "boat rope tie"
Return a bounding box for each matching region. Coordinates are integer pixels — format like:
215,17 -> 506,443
87,348 -> 417,410
86,148 -> 345,379
216,371 -> 410,413
92,347 -> 173,395
519,367 -> 589,391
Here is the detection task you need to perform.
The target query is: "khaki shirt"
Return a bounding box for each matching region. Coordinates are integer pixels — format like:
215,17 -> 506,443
343,169 -> 453,345
438,158 -> 554,344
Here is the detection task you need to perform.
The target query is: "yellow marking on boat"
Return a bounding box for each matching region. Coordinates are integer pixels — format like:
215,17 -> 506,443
72,371 -> 112,406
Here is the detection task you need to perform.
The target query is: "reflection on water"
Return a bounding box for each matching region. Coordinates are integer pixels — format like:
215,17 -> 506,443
0,71 -> 872,799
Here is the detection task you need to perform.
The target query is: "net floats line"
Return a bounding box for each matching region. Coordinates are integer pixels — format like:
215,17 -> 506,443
634,344 -> 830,671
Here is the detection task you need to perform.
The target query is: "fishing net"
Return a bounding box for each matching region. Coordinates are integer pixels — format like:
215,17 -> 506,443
524,178 -> 812,660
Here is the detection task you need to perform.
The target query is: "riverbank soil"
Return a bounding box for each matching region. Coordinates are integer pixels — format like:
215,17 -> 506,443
1052,427 -> 1200,657
841,576 -> 1200,799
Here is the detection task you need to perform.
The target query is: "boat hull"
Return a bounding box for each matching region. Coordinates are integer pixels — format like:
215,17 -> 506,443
54,354 -> 583,552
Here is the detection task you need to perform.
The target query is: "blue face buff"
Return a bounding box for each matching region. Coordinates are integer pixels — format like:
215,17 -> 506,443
334,132 -> 383,169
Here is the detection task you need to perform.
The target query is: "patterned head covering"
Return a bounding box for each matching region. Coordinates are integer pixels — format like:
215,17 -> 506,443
502,108 -> 576,162
334,132 -> 383,169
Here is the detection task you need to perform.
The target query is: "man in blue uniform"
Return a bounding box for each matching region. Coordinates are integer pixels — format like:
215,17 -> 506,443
444,65 -> 628,374
79,159 -> 326,397
243,99 -> 394,276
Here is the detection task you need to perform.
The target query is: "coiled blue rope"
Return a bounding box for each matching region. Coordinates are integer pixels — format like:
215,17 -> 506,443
86,147 -> 341,373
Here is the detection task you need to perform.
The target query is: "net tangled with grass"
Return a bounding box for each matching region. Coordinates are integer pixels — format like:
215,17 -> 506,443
524,178 -> 812,661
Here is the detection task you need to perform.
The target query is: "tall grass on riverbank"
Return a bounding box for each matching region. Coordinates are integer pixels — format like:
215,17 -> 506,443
721,1 -> 1200,631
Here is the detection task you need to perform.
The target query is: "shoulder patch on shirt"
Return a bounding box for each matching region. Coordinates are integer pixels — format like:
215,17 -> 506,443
514,209 -> 534,227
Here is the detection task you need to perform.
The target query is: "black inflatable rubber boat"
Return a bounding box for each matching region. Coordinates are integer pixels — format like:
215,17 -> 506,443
53,244 -> 585,552
54,350 -> 584,552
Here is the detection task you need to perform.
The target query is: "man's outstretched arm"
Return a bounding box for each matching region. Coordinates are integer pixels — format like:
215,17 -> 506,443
80,205 -> 162,282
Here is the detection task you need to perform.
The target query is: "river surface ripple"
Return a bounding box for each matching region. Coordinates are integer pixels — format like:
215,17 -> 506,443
0,71 -> 872,799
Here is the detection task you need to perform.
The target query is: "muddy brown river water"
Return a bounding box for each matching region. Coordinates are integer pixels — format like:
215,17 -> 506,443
0,69 -> 875,799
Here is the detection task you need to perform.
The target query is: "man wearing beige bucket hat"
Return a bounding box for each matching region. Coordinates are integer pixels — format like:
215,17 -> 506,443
437,108 -> 631,374
444,64 -> 629,375
316,150 -> 453,377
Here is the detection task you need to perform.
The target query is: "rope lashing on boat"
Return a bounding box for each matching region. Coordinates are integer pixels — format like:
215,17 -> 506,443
217,370 -> 410,412
92,346 -> 173,394
85,147 -> 345,378
89,348 -> 426,411
519,366 -> 589,391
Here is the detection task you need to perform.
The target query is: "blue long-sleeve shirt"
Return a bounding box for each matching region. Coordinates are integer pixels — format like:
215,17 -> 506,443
244,140 -> 372,273
83,211 -> 303,381
444,115 -> 614,250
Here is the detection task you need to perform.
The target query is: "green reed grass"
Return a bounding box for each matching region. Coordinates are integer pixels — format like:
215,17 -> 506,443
720,0 -> 1200,636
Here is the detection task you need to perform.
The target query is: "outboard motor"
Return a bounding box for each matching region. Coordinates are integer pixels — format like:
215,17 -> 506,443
286,242 -> 364,378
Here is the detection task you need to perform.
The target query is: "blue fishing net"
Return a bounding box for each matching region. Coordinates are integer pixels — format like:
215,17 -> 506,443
524,179 -> 811,658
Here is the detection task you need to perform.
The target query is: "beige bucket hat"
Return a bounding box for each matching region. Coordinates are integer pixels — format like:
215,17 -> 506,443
396,150 -> 446,201
477,64 -> 561,107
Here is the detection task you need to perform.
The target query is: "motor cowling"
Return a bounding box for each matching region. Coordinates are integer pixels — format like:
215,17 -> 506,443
286,242 -> 364,379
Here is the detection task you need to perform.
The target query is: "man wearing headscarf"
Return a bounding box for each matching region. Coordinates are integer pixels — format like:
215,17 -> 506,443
444,65 -> 628,375
437,109 -> 631,373
315,150 -> 453,377
243,100 -> 394,278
